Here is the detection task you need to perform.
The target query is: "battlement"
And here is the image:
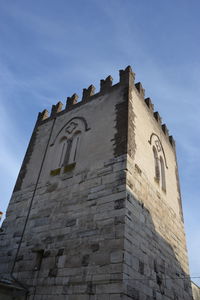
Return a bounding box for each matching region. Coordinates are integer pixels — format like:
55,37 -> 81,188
37,66 -> 175,149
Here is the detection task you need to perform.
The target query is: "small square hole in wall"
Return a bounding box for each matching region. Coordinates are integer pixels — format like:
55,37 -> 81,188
50,168 -> 61,176
63,162 -> 76,173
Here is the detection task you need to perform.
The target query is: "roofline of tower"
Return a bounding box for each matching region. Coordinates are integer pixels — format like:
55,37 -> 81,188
37,66 -> 176,150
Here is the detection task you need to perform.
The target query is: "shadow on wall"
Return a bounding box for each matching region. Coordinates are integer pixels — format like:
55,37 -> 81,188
123,188 -> 194,300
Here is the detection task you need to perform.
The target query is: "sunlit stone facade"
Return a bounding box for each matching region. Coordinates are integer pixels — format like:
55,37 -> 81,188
0,67 -> 194,299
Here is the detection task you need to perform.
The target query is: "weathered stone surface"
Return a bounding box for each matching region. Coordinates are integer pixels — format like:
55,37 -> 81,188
0,67 -> 194,300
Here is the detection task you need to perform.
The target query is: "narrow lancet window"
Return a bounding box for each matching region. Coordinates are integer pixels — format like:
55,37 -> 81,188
50,118 -> 87,175
68,132 -> 81,164
58,139 -> 67,167
58,131 -> 81,168
153,146 -> 160,182
160,156 -> 166,191
63,139 -> 73,166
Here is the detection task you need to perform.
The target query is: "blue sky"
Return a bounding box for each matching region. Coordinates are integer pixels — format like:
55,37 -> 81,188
0,0 -> 199,285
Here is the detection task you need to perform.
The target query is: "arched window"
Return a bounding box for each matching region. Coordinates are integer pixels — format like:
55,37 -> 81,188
54,131 -> 81,170
160,156 -> 166,191
153,146 -> 160,182
58,137 -> 67,167
50,117 -> 88,176
63,131 -> 81,166
149,133 -> 167,192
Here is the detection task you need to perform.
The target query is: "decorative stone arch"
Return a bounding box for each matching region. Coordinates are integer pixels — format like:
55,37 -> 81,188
148,133 -> 168,169
50,116 -> 90,146
50,117 -> 90,173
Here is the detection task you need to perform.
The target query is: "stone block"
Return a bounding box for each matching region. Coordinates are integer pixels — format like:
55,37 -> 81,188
110,294 -> 123,300
91,251 -> 110,266
96,283 -> 122,294
110,251 -> 123,263
126,285 -> 140,300
114,199 -> 125,209
97,294 -> 110,300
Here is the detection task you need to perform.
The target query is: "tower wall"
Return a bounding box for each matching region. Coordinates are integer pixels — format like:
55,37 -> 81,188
0,67 -> 193,300
123,82 -> 192,299
0,73 -> 129,299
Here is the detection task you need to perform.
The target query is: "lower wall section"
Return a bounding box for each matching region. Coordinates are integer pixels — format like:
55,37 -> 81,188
0,157 -> 127,299
0,155 -> 194,299
124,165 -> 193,300
0,282 -> 26,300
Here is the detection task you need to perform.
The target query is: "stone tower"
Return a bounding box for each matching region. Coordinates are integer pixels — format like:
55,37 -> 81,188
0,66 -> 193,300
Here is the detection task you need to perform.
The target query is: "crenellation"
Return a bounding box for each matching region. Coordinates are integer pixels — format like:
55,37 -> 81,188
162,124 -> 169,137
153,111 -> 162,125
38,109 -> 49,121
119,65 -> 135,86
66,93 -> 79,108
100,75 -> 113,92
145,97 -> 154,112
169,135 -> 176,148
135,82 -> 145,98
82,84 -> 96,102
36,67 -> 173,154
50,101 -> 63,117
35,69 -> 175,159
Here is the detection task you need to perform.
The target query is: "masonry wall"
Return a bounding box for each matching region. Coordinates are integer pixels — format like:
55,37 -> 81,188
0,66 -> 194,300
122,83 -> 193,299
0,74 -> 130,299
